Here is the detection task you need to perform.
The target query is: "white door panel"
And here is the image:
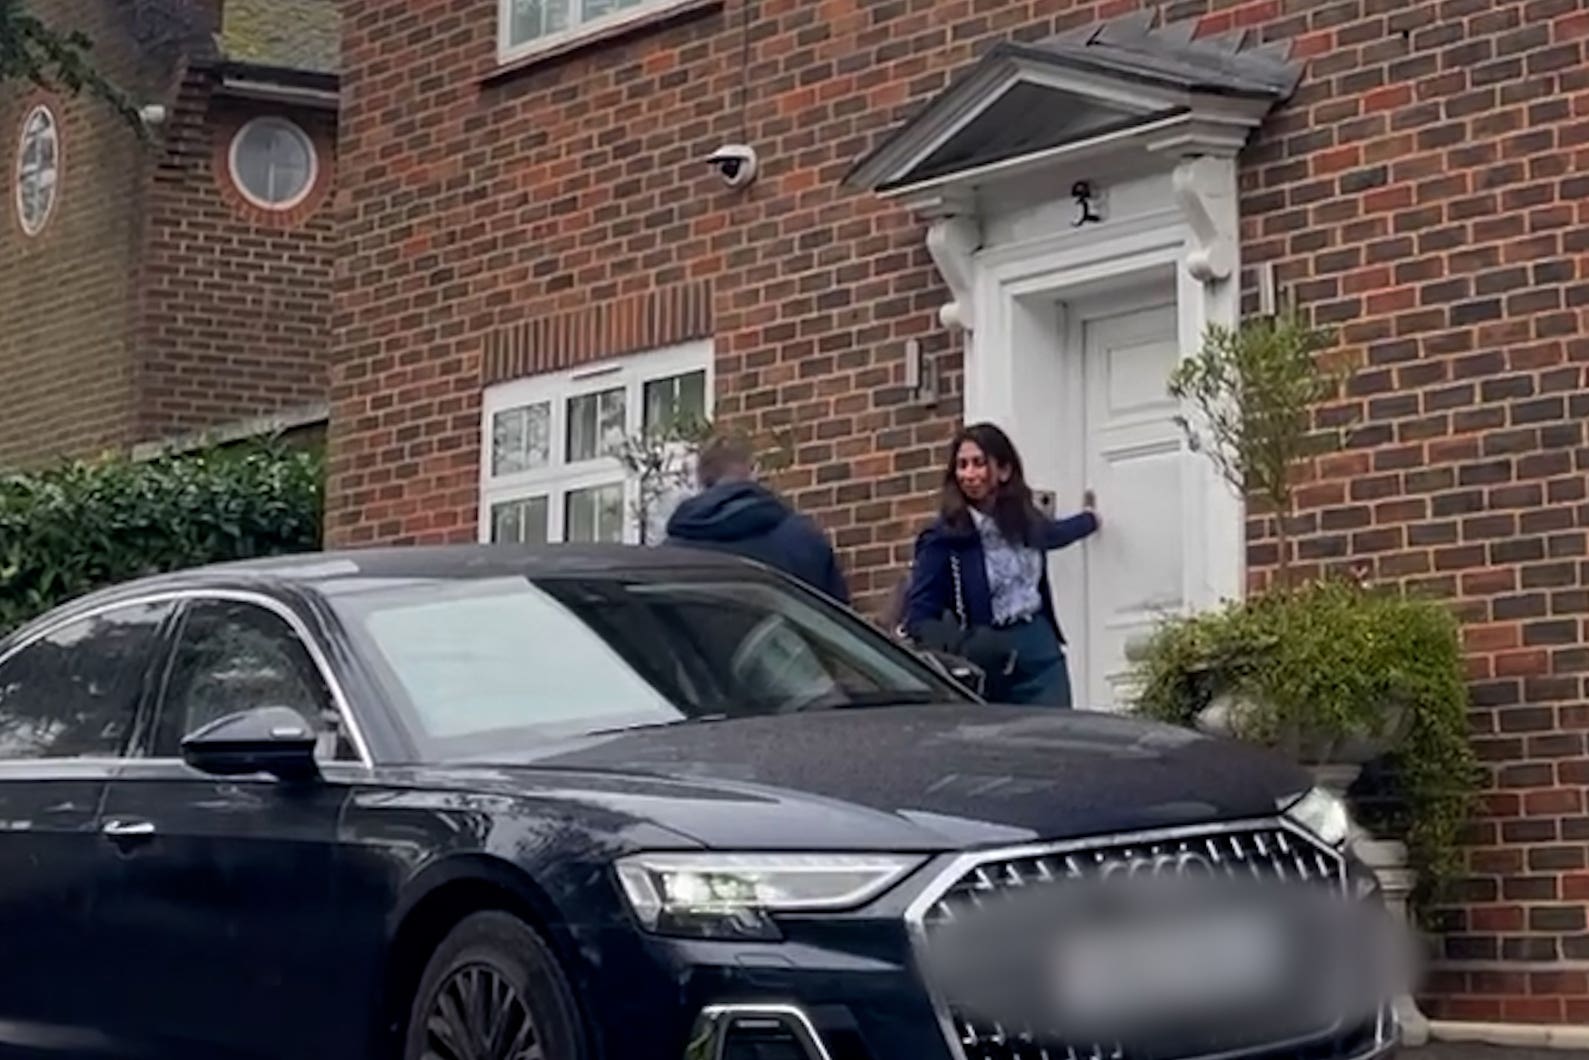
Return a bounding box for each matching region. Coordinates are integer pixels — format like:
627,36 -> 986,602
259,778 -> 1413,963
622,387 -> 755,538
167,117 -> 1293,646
1076,299 -> 1188,712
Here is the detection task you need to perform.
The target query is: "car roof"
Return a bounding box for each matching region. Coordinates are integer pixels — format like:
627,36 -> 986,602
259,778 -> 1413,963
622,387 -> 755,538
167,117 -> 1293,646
5,544 -> 771,640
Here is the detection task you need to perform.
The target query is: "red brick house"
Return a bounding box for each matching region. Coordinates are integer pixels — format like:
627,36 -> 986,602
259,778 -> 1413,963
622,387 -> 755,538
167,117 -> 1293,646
0,0 -> 339,468
331,0 -> 1589,1025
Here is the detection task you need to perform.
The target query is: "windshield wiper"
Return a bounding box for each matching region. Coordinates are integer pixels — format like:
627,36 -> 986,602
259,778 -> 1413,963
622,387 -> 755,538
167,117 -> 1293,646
585,713 -> 729,737
823,691 -> 946,709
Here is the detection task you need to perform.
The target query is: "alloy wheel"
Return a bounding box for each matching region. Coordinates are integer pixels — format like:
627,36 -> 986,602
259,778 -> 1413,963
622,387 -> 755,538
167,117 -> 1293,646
422,962 -> 545,1060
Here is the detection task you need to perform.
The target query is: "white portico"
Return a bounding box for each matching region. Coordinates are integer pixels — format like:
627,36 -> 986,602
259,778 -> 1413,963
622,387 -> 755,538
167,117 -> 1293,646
846,13 -> 1302,712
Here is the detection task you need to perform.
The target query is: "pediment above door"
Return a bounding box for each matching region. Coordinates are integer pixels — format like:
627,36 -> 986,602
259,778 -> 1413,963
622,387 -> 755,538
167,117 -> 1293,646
843,11 -> 1305,331
845,11 -> 1304,200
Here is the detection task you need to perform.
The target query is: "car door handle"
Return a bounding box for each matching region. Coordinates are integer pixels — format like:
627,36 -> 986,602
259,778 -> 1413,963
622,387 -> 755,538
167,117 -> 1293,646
102,819 -> 157,840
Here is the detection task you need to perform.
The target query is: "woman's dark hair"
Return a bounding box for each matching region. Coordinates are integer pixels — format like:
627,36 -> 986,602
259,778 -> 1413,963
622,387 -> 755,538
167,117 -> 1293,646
940,422 -> 1043,545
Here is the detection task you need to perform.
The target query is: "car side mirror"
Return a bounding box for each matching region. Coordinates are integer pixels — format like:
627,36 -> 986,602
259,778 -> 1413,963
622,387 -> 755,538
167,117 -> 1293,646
181,706 -> 321,782
918,649 -> 986,697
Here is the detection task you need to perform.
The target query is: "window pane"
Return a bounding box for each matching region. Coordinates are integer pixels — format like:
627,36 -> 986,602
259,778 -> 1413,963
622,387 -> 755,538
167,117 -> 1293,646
566,483 -> 625,543
16,106 -> 59,234
585,0 -> 647,18
153,600 -> 349,759
643,370 -> 706,436
566,387 -> 625,463
490,496 -> 549,544
233,120 -> 314,207
491,402 -> 550,476
508,0 -> 571,42
0,601 -> 172,760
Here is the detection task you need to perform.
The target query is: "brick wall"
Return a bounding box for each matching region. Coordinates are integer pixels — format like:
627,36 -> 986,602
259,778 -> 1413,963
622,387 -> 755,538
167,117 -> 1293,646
333,0 -> 1589,1018
1234,0 -> 1589,1024
0,0 -> 335,470
0,0 -> 164,468
138,77 -> 336,439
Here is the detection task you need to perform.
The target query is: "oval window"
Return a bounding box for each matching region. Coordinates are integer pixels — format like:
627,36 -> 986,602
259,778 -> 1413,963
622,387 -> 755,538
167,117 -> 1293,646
15,104 -> 61,236
228,117 -> 316,210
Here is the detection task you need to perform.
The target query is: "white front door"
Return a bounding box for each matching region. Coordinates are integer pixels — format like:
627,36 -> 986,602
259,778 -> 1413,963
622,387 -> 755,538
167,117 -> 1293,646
1053,294 -> 1192,712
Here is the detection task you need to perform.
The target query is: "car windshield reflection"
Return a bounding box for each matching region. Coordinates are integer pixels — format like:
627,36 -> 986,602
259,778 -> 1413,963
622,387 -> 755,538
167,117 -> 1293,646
331,571 -> 969,759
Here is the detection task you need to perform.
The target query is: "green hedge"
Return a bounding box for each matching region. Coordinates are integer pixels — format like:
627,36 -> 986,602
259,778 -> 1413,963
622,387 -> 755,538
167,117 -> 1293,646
0,443 -> 324,635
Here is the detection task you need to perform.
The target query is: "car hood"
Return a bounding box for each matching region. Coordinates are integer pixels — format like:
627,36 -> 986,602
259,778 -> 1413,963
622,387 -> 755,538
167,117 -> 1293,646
435,705 -> 1315,851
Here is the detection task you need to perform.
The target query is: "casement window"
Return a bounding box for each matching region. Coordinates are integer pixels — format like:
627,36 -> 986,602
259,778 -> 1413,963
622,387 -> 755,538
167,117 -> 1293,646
498,0 -> 704,62
479,341 -> 712,547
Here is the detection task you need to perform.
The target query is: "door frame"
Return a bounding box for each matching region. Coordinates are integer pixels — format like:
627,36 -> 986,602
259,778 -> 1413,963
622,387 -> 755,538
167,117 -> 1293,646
965,205 -> 1246,709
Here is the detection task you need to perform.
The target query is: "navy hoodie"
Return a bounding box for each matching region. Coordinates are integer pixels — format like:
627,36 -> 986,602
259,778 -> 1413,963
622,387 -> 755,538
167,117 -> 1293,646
664,481 -> 850,605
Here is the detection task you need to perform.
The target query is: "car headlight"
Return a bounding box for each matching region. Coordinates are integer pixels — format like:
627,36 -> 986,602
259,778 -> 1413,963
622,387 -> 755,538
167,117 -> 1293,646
1280,786 -> 1353,848
615,852 -> 924,940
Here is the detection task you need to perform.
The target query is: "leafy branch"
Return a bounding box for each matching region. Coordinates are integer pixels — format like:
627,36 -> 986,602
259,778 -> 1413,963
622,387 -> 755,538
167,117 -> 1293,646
613,416 -> 794,545
1167,305 -> 1353,589
0,0 -> 145,135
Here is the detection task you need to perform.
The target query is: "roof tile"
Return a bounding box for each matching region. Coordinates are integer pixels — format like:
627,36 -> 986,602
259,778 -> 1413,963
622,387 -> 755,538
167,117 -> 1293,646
220,0 -> 340,75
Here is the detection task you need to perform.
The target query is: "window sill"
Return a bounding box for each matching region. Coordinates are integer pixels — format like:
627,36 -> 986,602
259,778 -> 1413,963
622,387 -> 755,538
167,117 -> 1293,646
485,0 -> 724,85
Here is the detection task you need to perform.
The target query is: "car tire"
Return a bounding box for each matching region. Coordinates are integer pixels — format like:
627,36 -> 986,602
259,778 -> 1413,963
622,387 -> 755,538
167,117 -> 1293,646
403,910 -> 585,1060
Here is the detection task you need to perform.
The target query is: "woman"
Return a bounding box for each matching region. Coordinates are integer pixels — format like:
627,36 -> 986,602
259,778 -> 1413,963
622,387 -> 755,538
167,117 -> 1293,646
900,423 -> 1099,707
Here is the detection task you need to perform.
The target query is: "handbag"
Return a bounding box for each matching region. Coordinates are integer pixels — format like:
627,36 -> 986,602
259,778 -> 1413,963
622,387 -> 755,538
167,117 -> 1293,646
912,554 -> 1021,693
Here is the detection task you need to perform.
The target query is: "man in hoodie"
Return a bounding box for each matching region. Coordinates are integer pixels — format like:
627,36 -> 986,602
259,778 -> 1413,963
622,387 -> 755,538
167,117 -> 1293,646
664,435 -> 851,605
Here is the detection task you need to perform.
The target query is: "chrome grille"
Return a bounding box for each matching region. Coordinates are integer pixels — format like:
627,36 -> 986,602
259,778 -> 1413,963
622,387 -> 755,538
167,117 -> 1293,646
911,822 -> 1349,1060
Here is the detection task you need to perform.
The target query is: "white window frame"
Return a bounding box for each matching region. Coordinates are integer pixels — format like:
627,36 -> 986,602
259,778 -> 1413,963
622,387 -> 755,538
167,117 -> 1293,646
228,116 -> 318,212
479,339 -> 714,546
496,0 -> 705,65
15,103 -> 60,237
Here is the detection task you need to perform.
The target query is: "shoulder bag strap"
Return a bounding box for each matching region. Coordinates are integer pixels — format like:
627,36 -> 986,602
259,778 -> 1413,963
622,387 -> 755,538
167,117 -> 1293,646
949,552 -> 967,630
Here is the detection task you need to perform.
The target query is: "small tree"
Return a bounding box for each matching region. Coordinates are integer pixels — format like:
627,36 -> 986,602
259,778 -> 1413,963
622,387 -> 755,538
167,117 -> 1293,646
614,417 -> 794,544
1167,305 -> 1353,590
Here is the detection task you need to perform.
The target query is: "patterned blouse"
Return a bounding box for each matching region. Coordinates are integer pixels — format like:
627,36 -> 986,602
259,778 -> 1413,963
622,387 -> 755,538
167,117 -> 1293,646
969,508 -> 1043,626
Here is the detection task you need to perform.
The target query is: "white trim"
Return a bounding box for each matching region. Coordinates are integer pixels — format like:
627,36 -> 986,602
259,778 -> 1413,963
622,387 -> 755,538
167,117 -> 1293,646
497,0 -> 705,66
951,157 -> 1244,711
218,78 -> 339,110
887,112 -> 1192,203
227,116 -> 318,212
1429,1022 -> 1589,1050
14,103 -> 60,237
478,339 -> 715,546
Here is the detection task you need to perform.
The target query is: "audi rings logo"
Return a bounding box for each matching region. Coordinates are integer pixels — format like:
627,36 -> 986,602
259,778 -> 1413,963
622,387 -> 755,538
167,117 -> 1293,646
1098,849 -> 1215,879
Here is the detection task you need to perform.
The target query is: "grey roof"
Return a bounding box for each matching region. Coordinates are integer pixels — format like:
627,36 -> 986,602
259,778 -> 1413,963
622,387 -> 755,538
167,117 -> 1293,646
1029,9 -> 1303,98
846,10 -> 1303,192
219,0 -> 340,75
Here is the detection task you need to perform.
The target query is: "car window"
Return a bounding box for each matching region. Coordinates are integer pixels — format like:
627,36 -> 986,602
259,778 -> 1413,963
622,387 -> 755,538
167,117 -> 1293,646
0,601 -> 173,760
152,599 -> 357,762
331,572 -> 968,759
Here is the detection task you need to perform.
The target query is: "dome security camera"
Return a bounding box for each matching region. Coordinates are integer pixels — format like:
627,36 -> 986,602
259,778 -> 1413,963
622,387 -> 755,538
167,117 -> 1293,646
705,144 -> 758,189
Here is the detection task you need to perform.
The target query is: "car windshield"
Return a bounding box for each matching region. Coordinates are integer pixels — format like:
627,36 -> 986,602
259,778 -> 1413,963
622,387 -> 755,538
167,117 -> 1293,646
330,569 -> 971,759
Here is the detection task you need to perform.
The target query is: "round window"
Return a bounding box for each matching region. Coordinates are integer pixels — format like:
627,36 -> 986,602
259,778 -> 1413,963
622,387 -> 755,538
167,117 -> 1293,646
15,104 -> 61,236
228,117 -> 317,210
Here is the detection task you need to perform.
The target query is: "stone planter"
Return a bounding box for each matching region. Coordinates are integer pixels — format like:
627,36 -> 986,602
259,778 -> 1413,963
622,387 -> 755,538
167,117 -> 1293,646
1353,836 -> 1431,1047
1194,691 -> 1412,771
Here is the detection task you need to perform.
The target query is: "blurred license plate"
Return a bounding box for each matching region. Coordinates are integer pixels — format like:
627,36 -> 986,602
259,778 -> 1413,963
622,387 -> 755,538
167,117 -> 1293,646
1053,909 -> 1286,1021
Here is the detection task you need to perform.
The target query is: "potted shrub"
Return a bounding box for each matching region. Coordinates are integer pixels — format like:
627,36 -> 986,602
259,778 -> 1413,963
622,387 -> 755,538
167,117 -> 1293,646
1127,305 -> 1478,911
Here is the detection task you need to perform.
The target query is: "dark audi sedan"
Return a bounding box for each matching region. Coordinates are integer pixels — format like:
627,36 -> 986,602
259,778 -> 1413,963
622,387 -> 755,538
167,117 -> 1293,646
0,545 -> 1399,1060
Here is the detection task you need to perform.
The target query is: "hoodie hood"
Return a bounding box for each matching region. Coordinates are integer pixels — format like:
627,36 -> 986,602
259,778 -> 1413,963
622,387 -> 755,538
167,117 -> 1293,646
666,481 -> 789,543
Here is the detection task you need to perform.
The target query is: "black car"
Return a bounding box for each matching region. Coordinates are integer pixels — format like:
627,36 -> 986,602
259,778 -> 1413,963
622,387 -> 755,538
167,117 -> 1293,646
0,545 -> 1400,1060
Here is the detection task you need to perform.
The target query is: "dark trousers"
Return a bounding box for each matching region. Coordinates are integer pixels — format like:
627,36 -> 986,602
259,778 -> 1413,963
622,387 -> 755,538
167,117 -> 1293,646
991,618 -> 1073,708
